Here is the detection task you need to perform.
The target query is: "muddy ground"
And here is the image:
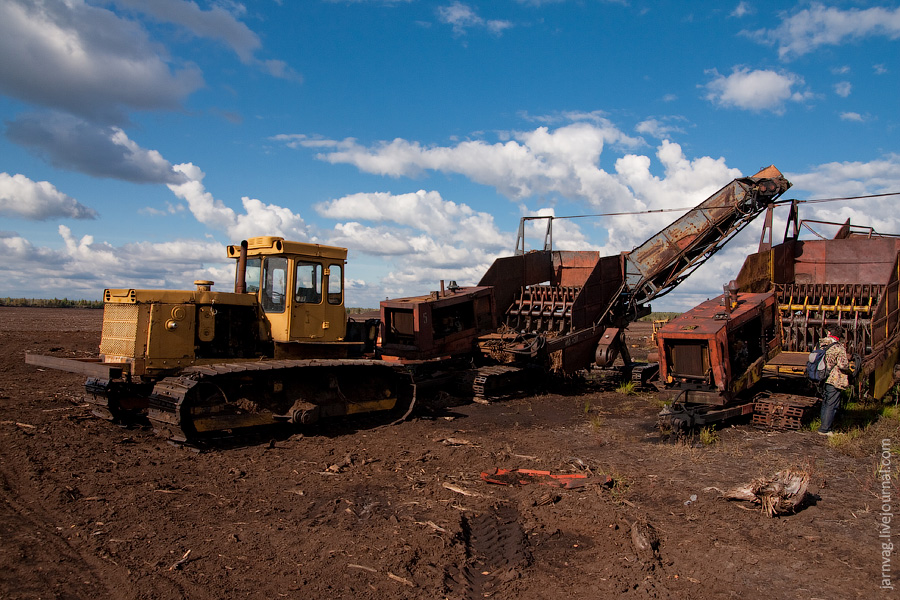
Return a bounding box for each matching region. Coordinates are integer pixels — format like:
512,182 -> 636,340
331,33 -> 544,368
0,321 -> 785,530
1,307 -> 896,599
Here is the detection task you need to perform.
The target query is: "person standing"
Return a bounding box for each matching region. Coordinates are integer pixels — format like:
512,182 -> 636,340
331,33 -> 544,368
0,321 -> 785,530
817,325 -> 850,436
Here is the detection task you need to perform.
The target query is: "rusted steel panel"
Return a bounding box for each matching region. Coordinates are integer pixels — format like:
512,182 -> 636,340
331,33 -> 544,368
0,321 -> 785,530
553,251 -> 603,288
734,249 -> 773,293
753,165 -> 783,179
624,182 -> 740,288
561,331 -> 604,374
772,242 -> 796,285
479,251 -> 555,319
735,241 -> 797,291
484,250 -> 615,334
573,254 -> 623,330
871,255 -> 900,352
764,235 -> 900,398
658,292 -> 774,337
792,238 -> 900,285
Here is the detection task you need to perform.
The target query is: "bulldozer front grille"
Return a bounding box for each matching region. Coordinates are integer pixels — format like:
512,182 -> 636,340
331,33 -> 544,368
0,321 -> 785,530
100,303 -> 140,358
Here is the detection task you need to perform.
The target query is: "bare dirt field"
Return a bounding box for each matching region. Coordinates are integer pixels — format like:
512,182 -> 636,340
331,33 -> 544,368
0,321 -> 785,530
1,307 -> 896,599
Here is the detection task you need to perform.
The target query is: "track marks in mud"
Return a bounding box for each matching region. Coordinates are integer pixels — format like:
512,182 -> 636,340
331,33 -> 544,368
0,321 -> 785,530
0,438 -> 223,600
0,463 -> 117,599
445,505 -> 529,599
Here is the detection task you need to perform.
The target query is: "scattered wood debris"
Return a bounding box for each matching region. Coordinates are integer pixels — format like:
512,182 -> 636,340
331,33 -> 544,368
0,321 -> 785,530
723,469 -> 810,517
387,572 -> 415,587
1,421 -> 36,429
442,482 -> 487,498
630,520 -> 660,563
414,520 -> 449,534
169,549 -> 192,571
436,437 -> 476,446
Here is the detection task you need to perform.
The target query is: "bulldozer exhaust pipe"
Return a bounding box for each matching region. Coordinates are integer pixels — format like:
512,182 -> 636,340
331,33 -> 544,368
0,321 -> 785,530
235,240 -> 248,293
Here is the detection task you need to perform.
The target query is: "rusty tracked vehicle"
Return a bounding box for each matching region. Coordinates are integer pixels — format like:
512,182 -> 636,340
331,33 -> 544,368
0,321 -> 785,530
656,204 -> 900,431
378,166 -> 791,393
25,166 -> 791,442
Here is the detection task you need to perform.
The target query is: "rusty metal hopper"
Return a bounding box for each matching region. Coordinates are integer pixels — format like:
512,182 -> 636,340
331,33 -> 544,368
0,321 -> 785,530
736,219 -> 900,398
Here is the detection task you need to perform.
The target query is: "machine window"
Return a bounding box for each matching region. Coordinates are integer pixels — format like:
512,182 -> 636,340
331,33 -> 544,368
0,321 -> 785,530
244,257 -> 261,294
295,261 -> 322,304
262,257 -> 288,313
328,264 -> 343,305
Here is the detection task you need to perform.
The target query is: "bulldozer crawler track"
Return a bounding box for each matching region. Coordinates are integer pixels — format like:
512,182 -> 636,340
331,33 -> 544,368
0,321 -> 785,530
147,359 -> 415,443
83,378 -> 153,423
459,365 -> 531,402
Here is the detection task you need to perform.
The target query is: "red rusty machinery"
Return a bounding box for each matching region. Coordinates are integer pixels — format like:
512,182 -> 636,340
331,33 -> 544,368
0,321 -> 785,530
739,204 -> 900,399
379,167 -> 791,397
657,201 -> 900,431
25,166 -> 795,440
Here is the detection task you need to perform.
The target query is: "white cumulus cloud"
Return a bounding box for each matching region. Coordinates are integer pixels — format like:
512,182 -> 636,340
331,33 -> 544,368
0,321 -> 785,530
0,173 -> 97,221
0,227 -> 228,298
6,113 -> 188,184
0,0 -> 203,124
167,163 -> 311,242
834,81 -> 852,97
110,0 -> 301,81
704,68 -> 811,113
315,189 -> 509,298
438,2 -> 513,36
749,3 -> 900,60
787,154 -> 900,198
316,189 -> 505,246
278,119 -> 643,209
840,112 -> 864,122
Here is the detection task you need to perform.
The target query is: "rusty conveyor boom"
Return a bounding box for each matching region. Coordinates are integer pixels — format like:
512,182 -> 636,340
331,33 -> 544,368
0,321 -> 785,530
483,166 -> 791,373
622,165 -> 791,311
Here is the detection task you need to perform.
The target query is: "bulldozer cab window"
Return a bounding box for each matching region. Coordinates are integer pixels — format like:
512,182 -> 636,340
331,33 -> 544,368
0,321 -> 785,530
295,261 -> 321,304
327,264 -> 342,305
262,257 -> 288,313
244,257 -> 261,294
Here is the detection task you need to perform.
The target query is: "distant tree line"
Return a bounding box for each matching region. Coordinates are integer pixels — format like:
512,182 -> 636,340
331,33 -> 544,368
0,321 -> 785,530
0,298 -> 103,309
1,298 -> 381,312
0,299 -> 679,322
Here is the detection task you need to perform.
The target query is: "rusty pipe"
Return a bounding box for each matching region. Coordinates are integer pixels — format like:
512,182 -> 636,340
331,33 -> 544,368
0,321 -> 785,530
235,240 -> 248,293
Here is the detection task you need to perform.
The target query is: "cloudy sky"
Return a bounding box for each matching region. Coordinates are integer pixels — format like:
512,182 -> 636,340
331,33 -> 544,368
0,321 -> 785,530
1,0 -> 899,310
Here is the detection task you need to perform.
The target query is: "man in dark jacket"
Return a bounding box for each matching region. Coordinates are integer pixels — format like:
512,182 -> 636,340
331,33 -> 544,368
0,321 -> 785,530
817,325 -> 850,436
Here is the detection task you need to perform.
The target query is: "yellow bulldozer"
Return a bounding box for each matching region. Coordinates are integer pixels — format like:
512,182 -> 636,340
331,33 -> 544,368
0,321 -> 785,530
26,236 -> 413,442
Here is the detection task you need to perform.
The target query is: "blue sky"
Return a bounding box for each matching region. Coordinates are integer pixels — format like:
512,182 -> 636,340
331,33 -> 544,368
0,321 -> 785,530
1,0 -> 899,310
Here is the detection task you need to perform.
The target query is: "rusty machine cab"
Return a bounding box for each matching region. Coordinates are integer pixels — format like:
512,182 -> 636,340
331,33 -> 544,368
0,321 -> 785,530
228,237 -> 349,349
656,290 -> 781,406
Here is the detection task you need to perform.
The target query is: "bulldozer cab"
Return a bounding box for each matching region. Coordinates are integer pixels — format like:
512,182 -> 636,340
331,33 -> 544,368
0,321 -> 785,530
229,237 -> 348,343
